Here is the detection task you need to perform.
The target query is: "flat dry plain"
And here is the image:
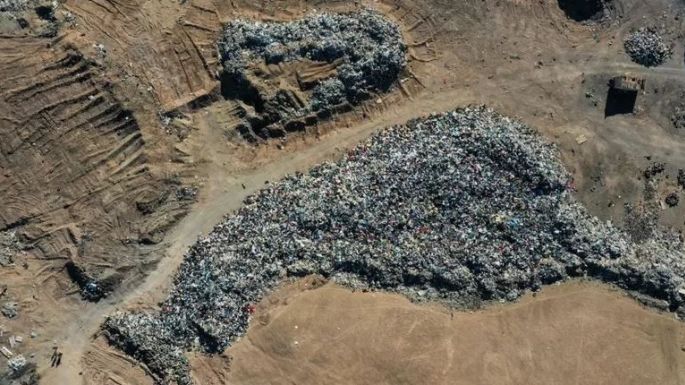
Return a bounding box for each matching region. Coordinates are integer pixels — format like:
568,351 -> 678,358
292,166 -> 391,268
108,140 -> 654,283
210,280 -> 685,385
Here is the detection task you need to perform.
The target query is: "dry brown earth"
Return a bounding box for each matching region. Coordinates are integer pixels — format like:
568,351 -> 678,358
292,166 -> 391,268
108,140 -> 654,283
197,280 -> 685,385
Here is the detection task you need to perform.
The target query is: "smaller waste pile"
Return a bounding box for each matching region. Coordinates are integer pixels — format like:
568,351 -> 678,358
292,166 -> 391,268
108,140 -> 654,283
217,9 -> 406,140
0,0 -> 27,12
624,27 -> 672,67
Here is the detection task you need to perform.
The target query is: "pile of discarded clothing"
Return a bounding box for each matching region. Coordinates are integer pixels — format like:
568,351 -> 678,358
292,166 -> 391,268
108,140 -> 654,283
217,9 -> 406,140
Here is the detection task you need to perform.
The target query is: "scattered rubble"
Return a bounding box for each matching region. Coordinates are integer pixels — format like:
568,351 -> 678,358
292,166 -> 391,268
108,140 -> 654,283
175,186 -> 198,202
624,27 -> 673,67
6,355 -> 25,372
665,192 -> 680,207
0,232 -> 20,267
671,106 -> 685,130
0,362 -> 39,385
643,162 -> 665,179
93,43 -> 106,56
0,303 -> 17,320
104,107 -> 685,385
0,0 -> 60,37
65,261 -> 121,301
218,9 -> 406,141
0,0 -> 28,12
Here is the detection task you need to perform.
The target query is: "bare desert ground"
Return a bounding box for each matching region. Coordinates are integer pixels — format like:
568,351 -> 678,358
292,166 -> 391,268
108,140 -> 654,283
219,280 -> 685,385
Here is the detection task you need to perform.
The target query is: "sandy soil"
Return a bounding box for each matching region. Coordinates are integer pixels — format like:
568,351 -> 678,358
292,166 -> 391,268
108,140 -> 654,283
217,280 -> 685,385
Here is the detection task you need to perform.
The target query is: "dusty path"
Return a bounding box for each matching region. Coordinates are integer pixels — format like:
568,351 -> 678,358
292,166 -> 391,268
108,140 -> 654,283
44,55 -> 685,384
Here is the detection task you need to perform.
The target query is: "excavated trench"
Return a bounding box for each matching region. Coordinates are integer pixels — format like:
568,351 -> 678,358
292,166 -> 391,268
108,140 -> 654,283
605,88 -> 638,116
557,0 -> 606,22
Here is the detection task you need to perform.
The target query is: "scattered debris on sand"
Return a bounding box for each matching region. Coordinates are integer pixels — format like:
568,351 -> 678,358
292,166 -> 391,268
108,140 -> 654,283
0,232 -> 20,267
1,302 -> 18,319
218,9 -> 406,141
1,361 -> 39,385
7,355 -> 26,372
0,0 -> 61,37
0,0 -> 28,12
671,106 -> 685,130
104,107 -> 685,385
665,192 -> 680,207
644,162 -> 666,179
624,27 -> 672,67
65,261 -> 122,301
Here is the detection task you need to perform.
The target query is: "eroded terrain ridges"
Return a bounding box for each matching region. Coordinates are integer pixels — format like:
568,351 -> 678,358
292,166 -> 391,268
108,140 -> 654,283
218,9 -> 407,141
0,41 -> 193,299
62,0 -> 220,112
105,107 -> 685,385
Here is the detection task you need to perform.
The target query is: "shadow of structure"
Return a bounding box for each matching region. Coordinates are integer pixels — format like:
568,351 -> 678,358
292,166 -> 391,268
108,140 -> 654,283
605,75 -> 644,117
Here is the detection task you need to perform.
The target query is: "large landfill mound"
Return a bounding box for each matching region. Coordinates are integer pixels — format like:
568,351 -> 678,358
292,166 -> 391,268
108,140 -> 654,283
105,107 -> 685,385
